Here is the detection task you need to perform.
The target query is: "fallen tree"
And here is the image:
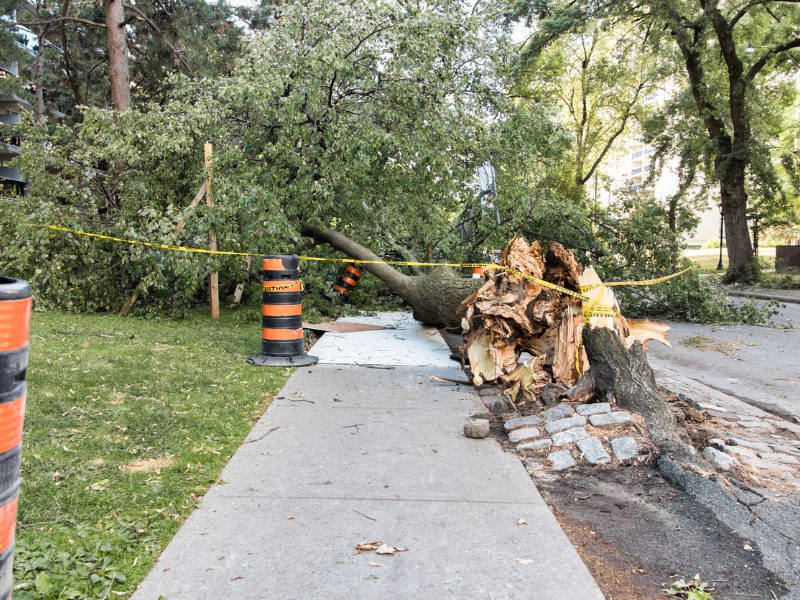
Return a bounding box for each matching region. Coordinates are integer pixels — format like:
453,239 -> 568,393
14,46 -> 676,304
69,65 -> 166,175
303,224 -> 480,328
458,236 -> 685,448
306,227 -> 685,447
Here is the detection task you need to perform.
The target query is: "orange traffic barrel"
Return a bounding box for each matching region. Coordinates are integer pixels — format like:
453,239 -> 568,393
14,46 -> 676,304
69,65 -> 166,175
247,255 -> 318,367
331,264 -> 363,296
0,275 -> 31,600
471,267 -> 484,279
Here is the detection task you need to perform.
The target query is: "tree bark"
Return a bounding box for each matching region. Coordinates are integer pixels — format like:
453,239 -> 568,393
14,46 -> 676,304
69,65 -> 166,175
33,28 -> 46,123
719,158 -> 756,283
666,4 -> 759,284
303,225 -> 480,327
583,326 -> 681,446
104,0 -> 131,111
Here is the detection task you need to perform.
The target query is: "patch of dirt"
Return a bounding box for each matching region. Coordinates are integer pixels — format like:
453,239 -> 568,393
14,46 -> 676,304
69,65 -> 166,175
535,465 -> 788,599
120,457 -> 175,473
680,335 -> 741,359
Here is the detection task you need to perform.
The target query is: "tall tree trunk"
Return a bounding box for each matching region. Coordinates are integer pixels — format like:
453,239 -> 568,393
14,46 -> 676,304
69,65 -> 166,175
33,29 -> 46,123
718,158 -> 756,283
303,224 -> 479,327
104,0 -> 131,111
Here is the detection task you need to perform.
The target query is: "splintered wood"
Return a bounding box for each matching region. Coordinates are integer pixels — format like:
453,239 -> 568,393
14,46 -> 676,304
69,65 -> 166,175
457,237 -> 669,403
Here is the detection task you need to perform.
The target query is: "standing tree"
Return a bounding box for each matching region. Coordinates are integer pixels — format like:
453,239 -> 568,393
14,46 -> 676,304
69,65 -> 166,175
103,0 -> 129,111
515,0 -> 800,283
512,18 -> 660,203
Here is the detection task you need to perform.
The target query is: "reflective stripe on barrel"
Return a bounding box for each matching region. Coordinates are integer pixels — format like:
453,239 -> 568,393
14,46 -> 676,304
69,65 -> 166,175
0,384 -> 25,455
0,497 -> 17,554
261,328 -> 303,341
0,298 -> 31,353
262,304 -> 303,317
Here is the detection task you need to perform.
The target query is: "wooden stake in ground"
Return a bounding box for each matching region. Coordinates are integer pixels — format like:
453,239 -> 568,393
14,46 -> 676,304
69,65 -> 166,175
205,142 -> 220,319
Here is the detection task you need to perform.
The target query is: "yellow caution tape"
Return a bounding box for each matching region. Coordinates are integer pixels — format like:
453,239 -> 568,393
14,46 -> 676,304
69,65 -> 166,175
40,223 -> 687,316
262,281 -> 304,292
42,225 -> 260,257
580,266 -> 693,292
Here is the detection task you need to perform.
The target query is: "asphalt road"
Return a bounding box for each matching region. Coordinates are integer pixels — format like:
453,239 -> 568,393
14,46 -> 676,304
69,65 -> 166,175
647,300 -> 800,423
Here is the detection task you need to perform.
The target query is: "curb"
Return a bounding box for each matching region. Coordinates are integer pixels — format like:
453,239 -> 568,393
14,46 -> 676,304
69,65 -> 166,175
728,290 -> 800,305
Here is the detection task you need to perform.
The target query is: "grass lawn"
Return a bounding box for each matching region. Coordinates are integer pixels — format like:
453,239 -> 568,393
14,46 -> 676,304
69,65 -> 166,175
13,308 -> 290,599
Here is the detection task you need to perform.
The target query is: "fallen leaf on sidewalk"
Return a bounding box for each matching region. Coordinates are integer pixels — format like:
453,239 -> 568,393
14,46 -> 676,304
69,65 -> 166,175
368,562 -> 383,567
515,558 -> 534,565
287,515 -> 295,520
355,541 -> 382,554
517,518 -> 527,526
376,544 -> 396,555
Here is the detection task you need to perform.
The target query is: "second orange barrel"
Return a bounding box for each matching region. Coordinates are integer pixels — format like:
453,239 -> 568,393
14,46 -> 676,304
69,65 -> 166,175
331,264 -> 363,297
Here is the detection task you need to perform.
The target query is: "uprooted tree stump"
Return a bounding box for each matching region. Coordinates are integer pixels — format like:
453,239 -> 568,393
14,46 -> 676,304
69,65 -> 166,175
458,236 -> 686,449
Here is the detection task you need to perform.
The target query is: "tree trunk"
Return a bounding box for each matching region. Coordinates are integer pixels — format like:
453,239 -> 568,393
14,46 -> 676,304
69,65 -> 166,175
33,28 -> 47,123
104,0 -> 131,111
583,326 -> 682,447
719,160 -> 757,283
303,225 -> 479,328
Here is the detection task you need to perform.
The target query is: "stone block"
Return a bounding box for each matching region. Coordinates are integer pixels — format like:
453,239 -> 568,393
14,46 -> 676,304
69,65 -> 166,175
508,427 -> 542,444
703,447 -> 736,471
726,446 -> 757,458
576,403 -> 611,416
576,438 -> 610,464
504,415 -> 543,431
739,455 -> 794,473
726,438 -> 771,453
756,452 -> 799,465
545,415 -> 586,434
610,437 -> 638,461
464,419 -> 490,439
551,427 -> 589,446
517,438 -> 552,452
588,411 -> 631,428
544,403 -> 573,421
547,449 -> 575,471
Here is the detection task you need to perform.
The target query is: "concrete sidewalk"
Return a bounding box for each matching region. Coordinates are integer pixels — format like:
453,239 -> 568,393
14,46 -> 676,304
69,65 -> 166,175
131,313 -> 603,600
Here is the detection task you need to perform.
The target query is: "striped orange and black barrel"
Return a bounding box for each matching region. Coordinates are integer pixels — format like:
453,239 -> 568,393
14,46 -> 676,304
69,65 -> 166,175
0,275 -> 31,600
261,255 -> 304,357
332,264 -> 363,296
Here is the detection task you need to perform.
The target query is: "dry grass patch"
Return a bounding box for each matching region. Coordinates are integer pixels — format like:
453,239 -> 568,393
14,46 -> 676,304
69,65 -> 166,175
120,457 -> 176,473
